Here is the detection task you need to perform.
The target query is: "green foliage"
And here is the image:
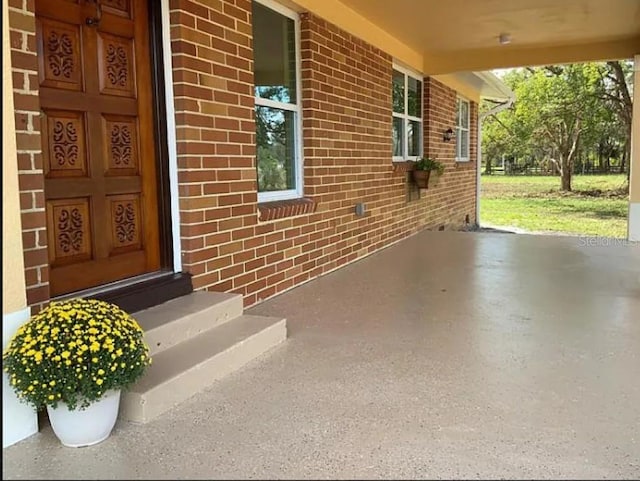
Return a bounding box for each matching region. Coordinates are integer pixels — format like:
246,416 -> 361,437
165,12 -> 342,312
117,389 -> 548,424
257,145 -> 288,191
413,157 -> 444,176
255,98 -> 293,192
3,298 -> 151,411
483,61 -> 633,188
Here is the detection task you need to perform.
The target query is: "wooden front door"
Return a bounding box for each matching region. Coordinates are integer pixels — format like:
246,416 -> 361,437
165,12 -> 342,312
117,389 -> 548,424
36,0 -> 161,297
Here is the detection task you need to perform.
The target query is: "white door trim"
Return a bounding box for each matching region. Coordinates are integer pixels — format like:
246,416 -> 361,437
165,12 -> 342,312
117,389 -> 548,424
160,0 -> 182,272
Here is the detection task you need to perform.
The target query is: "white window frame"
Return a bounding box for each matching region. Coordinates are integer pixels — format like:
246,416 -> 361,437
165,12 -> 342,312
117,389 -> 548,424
254,0 -> 303,203
456,97 -> 470,162
392,63 -> 423,162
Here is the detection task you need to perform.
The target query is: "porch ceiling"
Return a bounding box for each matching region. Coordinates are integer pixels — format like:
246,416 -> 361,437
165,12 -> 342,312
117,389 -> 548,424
340,0 -> 640,74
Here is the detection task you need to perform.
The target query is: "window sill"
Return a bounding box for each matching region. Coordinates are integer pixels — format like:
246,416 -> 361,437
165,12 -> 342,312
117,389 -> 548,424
392,161 -> 416,173
258,197 -> 318,222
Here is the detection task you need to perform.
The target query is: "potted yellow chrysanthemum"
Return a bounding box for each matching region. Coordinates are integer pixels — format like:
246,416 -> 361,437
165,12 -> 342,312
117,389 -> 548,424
2,298 -> 151,447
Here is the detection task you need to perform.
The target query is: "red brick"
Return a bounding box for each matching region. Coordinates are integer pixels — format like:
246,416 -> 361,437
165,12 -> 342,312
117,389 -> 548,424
170,7 -> 478,313
26,285 -> 49,307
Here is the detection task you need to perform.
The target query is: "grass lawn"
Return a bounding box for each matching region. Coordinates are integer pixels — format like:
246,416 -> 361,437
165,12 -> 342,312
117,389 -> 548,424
480,174 -> 629,238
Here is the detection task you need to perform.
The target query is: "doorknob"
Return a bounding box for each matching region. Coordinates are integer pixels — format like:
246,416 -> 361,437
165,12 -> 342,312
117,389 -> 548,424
85,0 -> 102,27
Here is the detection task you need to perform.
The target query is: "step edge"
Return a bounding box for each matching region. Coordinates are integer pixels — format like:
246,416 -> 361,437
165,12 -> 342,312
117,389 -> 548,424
130,318 -> 286,394
136,292 -> 244,331
121,319 -> 286,423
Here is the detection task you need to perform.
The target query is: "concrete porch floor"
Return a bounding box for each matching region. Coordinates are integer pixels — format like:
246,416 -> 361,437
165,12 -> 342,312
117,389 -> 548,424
3,231 -> 640,480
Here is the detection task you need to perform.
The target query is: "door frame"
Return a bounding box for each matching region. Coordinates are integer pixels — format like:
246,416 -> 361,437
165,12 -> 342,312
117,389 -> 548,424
157,0 -> 182,273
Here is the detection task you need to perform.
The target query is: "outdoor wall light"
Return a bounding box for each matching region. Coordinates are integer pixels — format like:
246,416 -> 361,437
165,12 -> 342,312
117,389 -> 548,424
443,128 -> 454,142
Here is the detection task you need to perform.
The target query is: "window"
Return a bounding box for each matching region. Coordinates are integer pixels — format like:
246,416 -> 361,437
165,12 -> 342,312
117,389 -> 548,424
253,0 -> 302,202
456,98 -> 470,161
392,66 -> 422,161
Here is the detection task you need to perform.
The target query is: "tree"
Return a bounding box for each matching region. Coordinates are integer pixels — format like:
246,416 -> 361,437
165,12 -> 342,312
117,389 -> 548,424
255,86 -> 293,191
602,61 -> 633,178
520,65 -> 603,190
482,62 -> 632,191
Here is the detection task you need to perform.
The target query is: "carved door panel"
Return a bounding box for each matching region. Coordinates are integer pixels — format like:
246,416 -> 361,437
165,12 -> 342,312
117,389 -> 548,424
36,0 -> 161,296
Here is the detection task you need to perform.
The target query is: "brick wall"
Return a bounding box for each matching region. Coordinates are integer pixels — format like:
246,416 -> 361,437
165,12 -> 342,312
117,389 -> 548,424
169,0 -> 258,297
8,0 -> 478,312
170,3 -> 479,308
423,77 -> 478,228
8,0 -> 49,312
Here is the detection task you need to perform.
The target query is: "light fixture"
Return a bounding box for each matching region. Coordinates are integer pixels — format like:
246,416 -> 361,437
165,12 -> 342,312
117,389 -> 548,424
443,128 -> 454,142
499,33 -> 512,45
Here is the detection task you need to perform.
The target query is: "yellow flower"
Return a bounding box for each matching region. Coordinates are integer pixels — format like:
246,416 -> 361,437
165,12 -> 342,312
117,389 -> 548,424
98,369 -> 105,375
27,385 -> 34,391
45,346 -> 55,355
92,357 -> 98,363
61,351 -> 71,359
90,342 -> 100,352
34,352 -> 43,362
48,394 -> 55,400
96,379 -> 103,386
49,380 -> 56,386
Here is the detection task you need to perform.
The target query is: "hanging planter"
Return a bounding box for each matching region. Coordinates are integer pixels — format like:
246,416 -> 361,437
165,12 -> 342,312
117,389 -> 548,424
412,169 -> 433,189
411,157 -> 444,189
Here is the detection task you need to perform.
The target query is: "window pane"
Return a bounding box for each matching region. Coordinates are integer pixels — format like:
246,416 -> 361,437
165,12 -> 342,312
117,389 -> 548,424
460,101 -> 469,128
460,129 -> 469,159
253,3 -> 296,104
408,120 -> 421,157
392,70 -> 405,114
407,77 -> 421,118
256,106 -> 296,192
393,117 -> 404,157
456,127 -> 462,158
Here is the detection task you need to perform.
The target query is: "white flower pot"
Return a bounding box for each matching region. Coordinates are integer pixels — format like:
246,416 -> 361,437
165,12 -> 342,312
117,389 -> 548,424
46,390 -> 121,448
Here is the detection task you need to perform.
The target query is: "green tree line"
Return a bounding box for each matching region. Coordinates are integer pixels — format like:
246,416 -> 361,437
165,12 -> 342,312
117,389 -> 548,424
482,60 -> 633,191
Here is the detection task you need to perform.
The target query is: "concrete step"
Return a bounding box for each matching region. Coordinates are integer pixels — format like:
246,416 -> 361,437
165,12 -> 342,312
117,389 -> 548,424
120,314 -> 287,423
133,291 -> 244,355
